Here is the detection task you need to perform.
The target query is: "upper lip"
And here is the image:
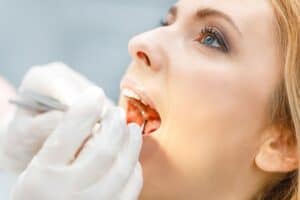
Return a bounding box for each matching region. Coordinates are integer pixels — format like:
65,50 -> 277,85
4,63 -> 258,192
120,77 -> 156,109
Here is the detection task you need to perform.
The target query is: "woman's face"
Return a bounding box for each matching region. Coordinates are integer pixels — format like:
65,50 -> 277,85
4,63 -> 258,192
120,0 -> 281,199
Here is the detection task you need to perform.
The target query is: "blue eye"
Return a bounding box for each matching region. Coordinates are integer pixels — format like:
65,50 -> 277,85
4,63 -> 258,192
202,35 -> 221,49
197,27 -> 229,52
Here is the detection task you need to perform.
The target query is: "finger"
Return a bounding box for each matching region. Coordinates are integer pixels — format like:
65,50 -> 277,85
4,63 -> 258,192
118,163 -> 143,200
14,111 -> 64,165
36,86 -> 105,165
19,63 -> 93,106
102,97 -> 115,116
72,107 -> 128,188
84,123 -> 142,199
4,110 -> 62,156
31,111 -> 64,144
2,111 -> 62,171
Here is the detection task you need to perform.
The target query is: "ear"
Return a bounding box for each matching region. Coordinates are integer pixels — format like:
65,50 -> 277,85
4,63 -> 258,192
255,127 -> 298,173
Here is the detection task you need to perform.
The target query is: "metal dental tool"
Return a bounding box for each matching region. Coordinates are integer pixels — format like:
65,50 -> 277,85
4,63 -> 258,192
9,90 -> 68,112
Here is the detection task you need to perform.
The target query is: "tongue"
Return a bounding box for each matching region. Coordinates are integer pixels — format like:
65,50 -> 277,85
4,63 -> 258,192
126,98 -> 161,135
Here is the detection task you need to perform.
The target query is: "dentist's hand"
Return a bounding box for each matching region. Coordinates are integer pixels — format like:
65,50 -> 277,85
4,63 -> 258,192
0,77 -> 16,170
11,88 -> 143,200
1,63 -> 113,173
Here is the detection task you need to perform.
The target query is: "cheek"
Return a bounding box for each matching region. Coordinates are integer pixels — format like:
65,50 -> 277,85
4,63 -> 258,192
162,61 -> 270,175
166,59 -> 271,133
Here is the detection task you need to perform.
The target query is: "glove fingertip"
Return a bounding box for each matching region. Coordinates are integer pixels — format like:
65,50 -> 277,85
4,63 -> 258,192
128,123 -> 141,132
128,123 -> 142,144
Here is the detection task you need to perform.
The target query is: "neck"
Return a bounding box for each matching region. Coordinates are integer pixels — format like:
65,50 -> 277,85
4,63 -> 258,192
139,184 -> 260,200
139,169 -> 267,200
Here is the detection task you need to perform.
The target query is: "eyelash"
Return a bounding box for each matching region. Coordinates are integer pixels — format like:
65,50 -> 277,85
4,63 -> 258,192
159,19 -> 229,53
160,19 -> 169,27
197,26 -> 229,53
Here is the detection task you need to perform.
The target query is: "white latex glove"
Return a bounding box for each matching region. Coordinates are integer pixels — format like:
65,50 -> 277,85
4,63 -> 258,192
1,63 -> 113,173
0,77 -> 16,170
11,87 -> 143,200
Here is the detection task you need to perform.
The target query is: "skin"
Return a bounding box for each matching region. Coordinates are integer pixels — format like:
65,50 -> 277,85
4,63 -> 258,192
120,0 -> 298,199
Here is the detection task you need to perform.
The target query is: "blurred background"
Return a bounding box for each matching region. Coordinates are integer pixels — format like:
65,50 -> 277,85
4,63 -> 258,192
0,0 -> 175,198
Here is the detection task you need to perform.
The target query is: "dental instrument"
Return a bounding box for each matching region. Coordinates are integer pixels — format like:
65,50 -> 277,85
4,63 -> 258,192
9,90 -> 68,112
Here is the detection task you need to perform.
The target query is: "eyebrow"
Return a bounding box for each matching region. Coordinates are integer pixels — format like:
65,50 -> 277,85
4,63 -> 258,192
168,5 -> 242,36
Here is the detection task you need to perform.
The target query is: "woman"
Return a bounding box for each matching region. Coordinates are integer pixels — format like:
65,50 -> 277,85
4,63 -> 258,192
3,0 -> 300,199
123,0 -> 300,199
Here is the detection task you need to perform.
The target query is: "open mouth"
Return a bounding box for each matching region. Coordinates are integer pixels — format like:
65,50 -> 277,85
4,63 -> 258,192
122,89 -> 161,135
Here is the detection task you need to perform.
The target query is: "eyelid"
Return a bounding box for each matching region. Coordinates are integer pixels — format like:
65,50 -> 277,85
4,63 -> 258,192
199,26 -> 230,53
159,12 -> 231,53
160,12 -> 176,27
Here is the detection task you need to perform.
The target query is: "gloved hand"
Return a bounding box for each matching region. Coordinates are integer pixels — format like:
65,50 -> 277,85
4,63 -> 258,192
1,63 -> 113,173
10,87 -> 143,200
0,77 -> 16,170
0,76 -> 15,118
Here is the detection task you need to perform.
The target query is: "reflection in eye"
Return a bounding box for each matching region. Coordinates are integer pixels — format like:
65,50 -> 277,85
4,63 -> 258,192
197,26 -> 229,53
202,35 -> 220,48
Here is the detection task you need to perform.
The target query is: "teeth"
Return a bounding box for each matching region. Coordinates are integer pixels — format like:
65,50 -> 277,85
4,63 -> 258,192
122,89 -> 141,100
122,88 -> 148,106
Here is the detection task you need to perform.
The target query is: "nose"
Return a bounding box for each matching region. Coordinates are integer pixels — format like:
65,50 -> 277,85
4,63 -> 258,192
128,30 -> 166,71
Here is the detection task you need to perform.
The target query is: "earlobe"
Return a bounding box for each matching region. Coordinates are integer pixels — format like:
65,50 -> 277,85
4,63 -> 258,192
255,130 -> 298,173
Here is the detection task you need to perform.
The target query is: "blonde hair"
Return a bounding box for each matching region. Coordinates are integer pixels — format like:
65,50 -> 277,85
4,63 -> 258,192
258,0 -> 300,199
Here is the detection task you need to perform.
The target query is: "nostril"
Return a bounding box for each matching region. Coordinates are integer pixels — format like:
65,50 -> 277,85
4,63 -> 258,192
137,51 -> 151,67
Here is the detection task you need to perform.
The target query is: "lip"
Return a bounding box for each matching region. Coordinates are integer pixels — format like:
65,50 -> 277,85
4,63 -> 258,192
120,77 -> 156,109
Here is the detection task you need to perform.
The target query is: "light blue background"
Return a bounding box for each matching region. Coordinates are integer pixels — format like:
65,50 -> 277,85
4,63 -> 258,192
0,0 -> 175,198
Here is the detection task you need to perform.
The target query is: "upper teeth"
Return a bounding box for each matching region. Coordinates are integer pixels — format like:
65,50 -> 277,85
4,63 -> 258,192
122,88 -> 148,106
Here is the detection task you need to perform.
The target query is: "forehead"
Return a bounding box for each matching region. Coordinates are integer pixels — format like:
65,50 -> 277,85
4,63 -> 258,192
176,0 -> 276,34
